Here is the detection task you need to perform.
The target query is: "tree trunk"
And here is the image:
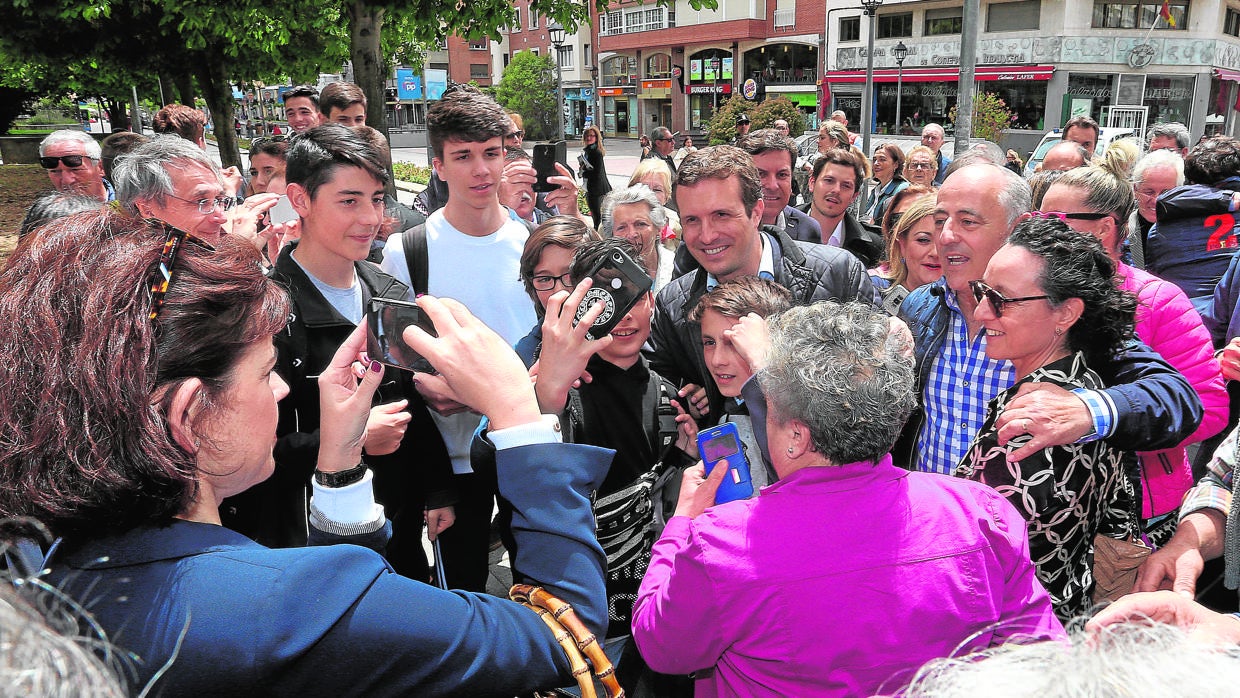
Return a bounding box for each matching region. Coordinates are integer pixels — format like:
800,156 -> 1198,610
105,97 -> 130,132
346,0 -> 395,195
175,71 -> 195,107
196,49 -> 241,171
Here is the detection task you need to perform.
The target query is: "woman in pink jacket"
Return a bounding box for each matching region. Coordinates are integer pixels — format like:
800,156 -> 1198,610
1038,157 -> 1227,536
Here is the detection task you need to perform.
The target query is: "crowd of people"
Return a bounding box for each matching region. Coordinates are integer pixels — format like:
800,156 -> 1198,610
10,84 -> 1240,696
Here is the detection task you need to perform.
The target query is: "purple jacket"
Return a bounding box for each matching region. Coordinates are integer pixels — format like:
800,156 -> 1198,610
632,456 -> 1065,697
1120,263 -> 1227,517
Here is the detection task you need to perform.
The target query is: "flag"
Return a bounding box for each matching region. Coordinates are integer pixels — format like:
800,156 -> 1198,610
1160,0 -> 1176,27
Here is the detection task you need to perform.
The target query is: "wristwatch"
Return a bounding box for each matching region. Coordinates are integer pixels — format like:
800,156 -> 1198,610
314,462 -> 368,488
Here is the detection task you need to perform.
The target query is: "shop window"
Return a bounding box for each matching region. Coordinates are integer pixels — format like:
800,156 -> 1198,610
470,64 -> 489,79
688,49 -> 734,82
840,16 -> 861,42
1143,75 -> 1194,125
925,8 -> 963,35
1227,7 -> 1240,36
602,56 -> 635,86
647,54 -> 672,79
987,0 -> 1041,31
1092,1 -> 1188,29
877,12 -> 914,39
744,44 -> 819,83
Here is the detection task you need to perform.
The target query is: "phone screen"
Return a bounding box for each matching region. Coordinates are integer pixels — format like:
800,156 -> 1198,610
366,298 -> 438,373
702,432 -> 740,462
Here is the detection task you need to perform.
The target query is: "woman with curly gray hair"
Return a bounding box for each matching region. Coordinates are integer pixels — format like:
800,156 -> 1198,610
958,216 -> 1140,622
633,301 -> 1064,697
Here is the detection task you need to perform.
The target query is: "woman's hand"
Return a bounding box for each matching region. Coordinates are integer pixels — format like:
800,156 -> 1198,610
542,162 -> 580,213
726,313 -> 772,373
532,280 -> 611,413
317,323 -> 384,472
1086,591 -> 1240,646
673,461 -> 727,519
403,296 -> 541,431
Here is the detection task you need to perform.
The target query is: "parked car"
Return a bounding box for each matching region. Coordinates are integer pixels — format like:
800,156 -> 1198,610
1023,126 -> 1139,177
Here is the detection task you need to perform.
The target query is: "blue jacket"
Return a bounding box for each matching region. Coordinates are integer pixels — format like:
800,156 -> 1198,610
1148,177 -> 1240,314
1204,249 -> 1240,349
46,442 -> 612,697
896,281 -> 1205,469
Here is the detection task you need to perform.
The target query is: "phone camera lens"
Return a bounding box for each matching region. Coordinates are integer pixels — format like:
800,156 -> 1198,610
612,252 -> 623,262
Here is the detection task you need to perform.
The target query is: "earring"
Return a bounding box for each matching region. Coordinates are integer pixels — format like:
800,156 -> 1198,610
786,446 -> 794,455
1054,327 -> 1064,336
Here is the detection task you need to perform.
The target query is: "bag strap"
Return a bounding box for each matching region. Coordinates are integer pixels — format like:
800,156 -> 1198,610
643,371 -> 680,464
401,223 -> 429,296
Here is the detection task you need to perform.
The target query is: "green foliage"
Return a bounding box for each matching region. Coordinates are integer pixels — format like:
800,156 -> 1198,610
706,94 -> 808,145
392,162 -> 431,184
494,52 -> 558,141
949,92 -> 1016,144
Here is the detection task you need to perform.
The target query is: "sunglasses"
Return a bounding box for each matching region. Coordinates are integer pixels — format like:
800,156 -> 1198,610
148,222 -> 215,322
166,194 -> 239,215
39,155 -> 93,169
507,130 -> 525,139
969,280 -> 1051,318
250,135 -> 287,149
1030,210 -> 1112,223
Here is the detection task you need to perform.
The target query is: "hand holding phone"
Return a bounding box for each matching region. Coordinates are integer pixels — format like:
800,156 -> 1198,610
696,423 -> 753,505
533,142 -> 568,193
571,247 -> 653,341
366,297 -> 438,374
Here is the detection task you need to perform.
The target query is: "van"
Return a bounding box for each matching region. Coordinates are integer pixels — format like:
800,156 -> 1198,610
1023,127 -> 1140,177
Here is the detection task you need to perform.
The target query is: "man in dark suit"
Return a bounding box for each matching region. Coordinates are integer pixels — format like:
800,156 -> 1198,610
803,148 -> 884,267
736,129 -> 821,244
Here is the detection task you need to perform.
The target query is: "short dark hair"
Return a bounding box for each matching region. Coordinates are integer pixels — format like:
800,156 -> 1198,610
0,211 -> 289,538
520,216 -> 599,313
736,129 -> 797,171
319,82 -> 366,116
426,87 -> 509,161
1063,115 -> 1100,141
689,275 -> 791,323
874,142 -> 906,177
811,147 -> 865,190
1184,136 -> 1240,186
350,126 -> 393,168
569,237 -> 642,285
248,135 -> 289,160
675,145 -> 763,215
505,146 -> 532,164
286,124 -> 389,199
152,104 -> 206,142
100,131 -> 149,181
1007,217 -> 1137,369
285,85 -> 319,108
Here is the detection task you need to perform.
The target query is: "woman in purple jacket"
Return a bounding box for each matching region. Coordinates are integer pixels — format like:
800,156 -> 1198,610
632,301 -> 1064,697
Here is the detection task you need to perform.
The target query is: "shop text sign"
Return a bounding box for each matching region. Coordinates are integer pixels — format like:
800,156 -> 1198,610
687,84 -> 732,94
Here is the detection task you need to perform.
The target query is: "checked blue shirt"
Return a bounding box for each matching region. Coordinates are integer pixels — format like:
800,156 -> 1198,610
917,291 -> 1011,475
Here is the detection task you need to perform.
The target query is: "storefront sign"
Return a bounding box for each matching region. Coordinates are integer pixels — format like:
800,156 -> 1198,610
742,79 -> 759,100
1128,43 -> 1157,69
640,80 -> 672,90
686,84 -> 732,94
598,87 -> 633,97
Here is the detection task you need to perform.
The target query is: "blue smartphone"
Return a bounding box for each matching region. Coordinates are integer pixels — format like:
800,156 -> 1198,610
697,423 -> 753,505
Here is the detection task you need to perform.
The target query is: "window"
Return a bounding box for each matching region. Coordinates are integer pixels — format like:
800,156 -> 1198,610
529,9 -> 539,30
513,6 -> 521,31
469,39 -> 488,50
599,6 -> 670,35
584,43 -> 592,67
601,55 -> 635,86
1091,1 -> 1188,29
1227,7 -> 1240,36
557,45 -> 574,70
876,12 -> 913,38
470,64 -> 489,79
646,53 -> 672,79
925,7 -> 963,35
839,16 -> 861,42
987,0 -> 1041,31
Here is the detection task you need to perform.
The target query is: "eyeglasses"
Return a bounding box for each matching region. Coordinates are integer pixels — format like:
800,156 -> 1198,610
148,221 -> 215,322
507,130 -> 525,139
655,137 -> 674,142
39,155 -> 93,169
1030,210 -> 1112,223
166,194 -> 238,215
969,280 -> 1051,318
907,162 -> 934,171
531,272 -> 574,292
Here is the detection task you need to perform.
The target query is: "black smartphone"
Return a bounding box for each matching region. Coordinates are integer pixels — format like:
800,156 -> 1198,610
366,297 -> 438,373
571,247 -> 653,341
533,141 -> 567,193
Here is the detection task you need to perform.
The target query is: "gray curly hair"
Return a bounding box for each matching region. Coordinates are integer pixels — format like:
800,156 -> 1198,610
600,184 -> 669,240
760,301 -> 915,465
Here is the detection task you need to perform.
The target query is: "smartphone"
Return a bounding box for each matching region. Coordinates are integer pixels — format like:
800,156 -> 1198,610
365,297 -> 438,374
571,247 -> 653,341
532,141 -> 567,193
697,423 -> 753,505
270,194 -> 299,225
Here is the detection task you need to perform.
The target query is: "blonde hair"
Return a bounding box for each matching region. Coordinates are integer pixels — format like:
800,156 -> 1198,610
884,193 -> 937,287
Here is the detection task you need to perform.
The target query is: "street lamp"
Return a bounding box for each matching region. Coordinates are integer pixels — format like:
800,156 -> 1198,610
859,0 -> 883,212
893,41 -> 908,135
548,22 -> 567,141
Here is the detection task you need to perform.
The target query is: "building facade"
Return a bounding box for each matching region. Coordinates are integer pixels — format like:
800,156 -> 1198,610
499,0 -> 597,138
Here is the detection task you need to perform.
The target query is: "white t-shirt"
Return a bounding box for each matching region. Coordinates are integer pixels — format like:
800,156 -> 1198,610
292,253 -> 362,325
380,209 -> 537,474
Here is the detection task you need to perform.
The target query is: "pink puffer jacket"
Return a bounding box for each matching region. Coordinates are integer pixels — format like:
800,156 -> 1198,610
1119,263 -> 1228,518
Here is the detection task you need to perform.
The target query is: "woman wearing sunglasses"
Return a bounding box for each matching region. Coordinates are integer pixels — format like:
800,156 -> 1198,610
0,211 -> 611,695
1038,161 -> 1227,542
956,217 -> 1139,622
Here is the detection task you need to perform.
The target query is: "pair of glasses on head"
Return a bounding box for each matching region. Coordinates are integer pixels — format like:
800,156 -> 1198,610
1030,210 -> 1114,223
39,155 -> 95,169
531,273 -> 573,292
250,135 -> 287,148
507,130 -> 525,139
148,221 -> 215,322
969,280 -> 1051,318
166,194 -> 239,215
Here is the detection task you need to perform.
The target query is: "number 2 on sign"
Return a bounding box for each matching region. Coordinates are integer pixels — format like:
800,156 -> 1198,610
1206,214 -> 1239,251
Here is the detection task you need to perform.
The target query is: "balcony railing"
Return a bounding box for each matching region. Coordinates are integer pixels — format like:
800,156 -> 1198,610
774,8 -> 796,29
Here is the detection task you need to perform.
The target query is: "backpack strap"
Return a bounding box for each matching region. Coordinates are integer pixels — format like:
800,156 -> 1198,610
401,223 -> 429,296
644,370 -> 681,464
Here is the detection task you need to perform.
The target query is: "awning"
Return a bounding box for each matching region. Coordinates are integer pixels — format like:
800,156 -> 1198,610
1215,68 -> 1240,83
825,65 -> 1054,84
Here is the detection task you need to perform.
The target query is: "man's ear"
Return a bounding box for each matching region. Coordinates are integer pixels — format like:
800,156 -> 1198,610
161,378 -> 206,454
286,183 -> 312,218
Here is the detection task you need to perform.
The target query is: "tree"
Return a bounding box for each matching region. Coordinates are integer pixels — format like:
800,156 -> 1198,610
752,97 -> 807,138
949,92 -> 1015,144
704,94 -> 807,144
493,52 -> 558,140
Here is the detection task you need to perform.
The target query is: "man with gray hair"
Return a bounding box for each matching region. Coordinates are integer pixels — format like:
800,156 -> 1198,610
114,134 -> 277,245
1147,121 -> 1191,157
646,126 -> 678,174
921,123 -> 952,185
898,162 -> 1201,475
1129,149 -> 1185,267
600,184 -> 674,290
38,130 -> 112,202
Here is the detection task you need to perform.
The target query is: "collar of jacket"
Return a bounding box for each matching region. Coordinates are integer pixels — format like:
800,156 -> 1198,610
273,241 -> 408,328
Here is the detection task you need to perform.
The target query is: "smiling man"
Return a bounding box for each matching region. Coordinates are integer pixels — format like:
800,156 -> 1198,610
39,130 -> 112,202
735,129 -> 820,244
805,148 -> 884,266
648,145 -> 874,418
283,85 -> 322,134
319,82 -> 368,126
